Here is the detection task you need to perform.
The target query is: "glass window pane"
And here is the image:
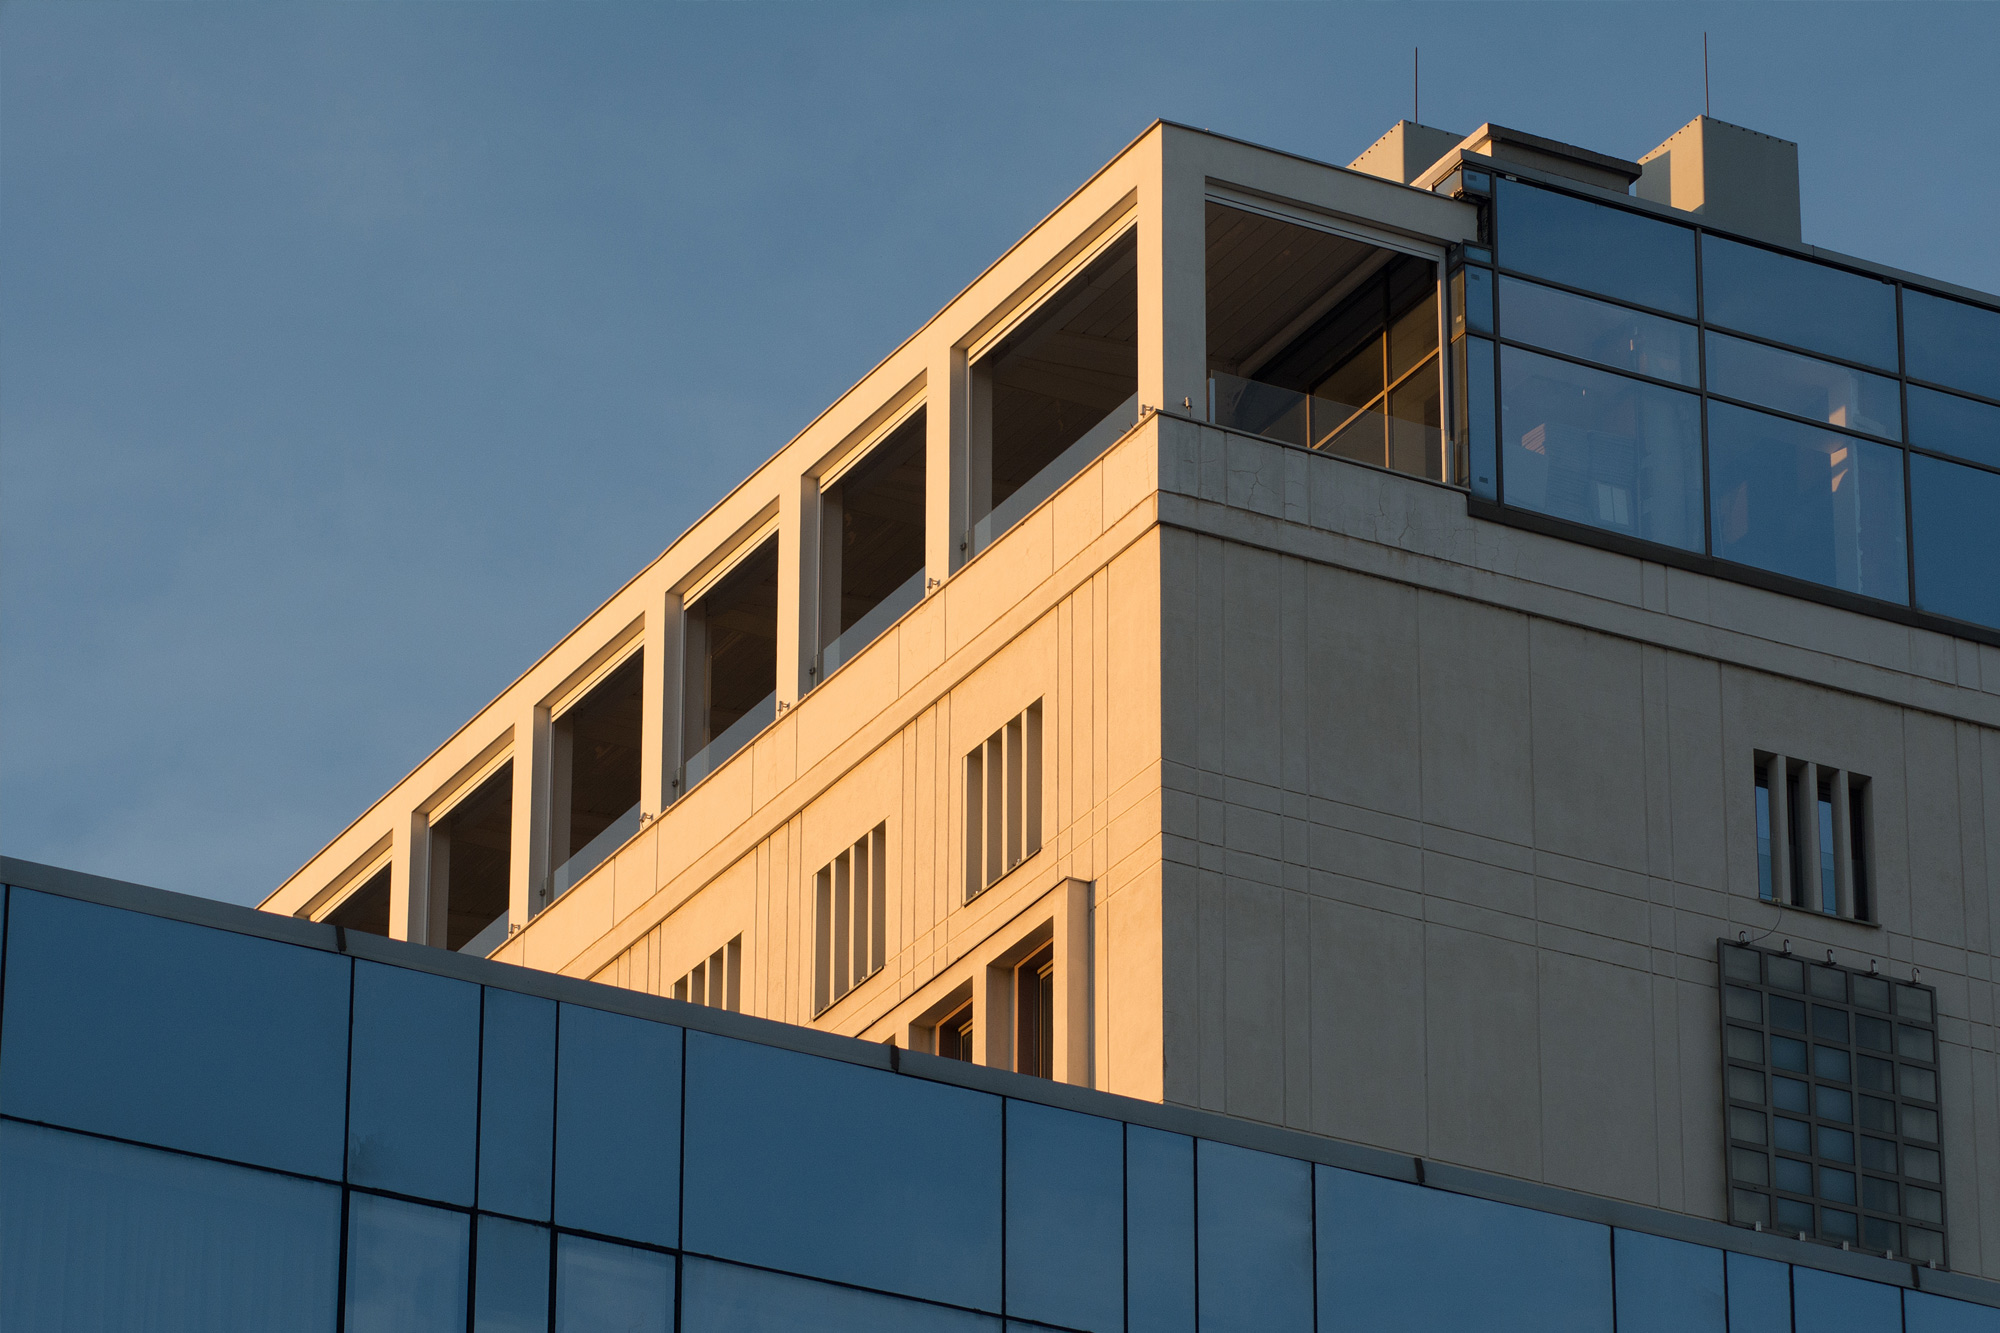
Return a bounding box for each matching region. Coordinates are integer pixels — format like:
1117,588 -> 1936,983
1905,288 -> 2000,402
1457,265 -> 1494,335
554,1004 -> 680,1248
0,1119 -> 339,1333
0,889 -> 349,1179
682,1031 -> 1002,1312
1906,1290 -> 2000,1333
1700,235 -> 1898,369
1912,452 -> 2000,630
1496,179 -> 1696,316
350,961 -> 479,1205
480,988 -> 556,1222
1707,402 -> 1908,601
1126,1125 -> 1194,1333
681,1256 -> 998,1333
1498,345 -> 1703,549
1908,386 -> 2000,471
345,1192 -> 471,1333
1004,1101 -> 1122,1333
1704,332 -> 1902,440
1791,1267 -> 1904,1333
1612,1231 -> 1724,1333
1498,276 -> 1698,385
1724,1252 -> 1790,1333
1317,1166 -> 1611,1332
474,1215 -> 550,1333
1197,1141 -> 1311,1333
555,1235 -> 672,1333
1454,334 -> 1497,497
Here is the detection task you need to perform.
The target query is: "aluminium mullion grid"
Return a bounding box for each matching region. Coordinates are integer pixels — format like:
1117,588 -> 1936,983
1717,939 -> 1946,1265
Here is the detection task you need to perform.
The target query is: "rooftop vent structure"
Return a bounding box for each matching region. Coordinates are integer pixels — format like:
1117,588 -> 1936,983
1638,116 -> 1802,246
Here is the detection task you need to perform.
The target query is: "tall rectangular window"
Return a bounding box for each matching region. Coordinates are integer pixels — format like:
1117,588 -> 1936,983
1750,754 -> 1871,923
672,936 -> 742,1014
1754,764 -> 1775,902
813,824 -> 887,1014
429,762 -> 513,954
964,701 -> 1043,900
937,999 -> 974,1062
682,535 -> 780,788
1015,944 -> 1055,1080
818,413 -> 926,680
1849,786 -> 1871,923
548,651 -> 644,904
1817,777 -> 1840,916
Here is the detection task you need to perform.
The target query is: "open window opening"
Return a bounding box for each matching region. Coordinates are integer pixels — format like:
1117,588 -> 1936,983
1751,752 -> 1872,923
970,229 -> 1137,553
325,864 -> 390,938
682,534 -> 779,788
547,651 -> 644,904
936,998 -> 975,1062
818,410 -> 926,681
429,762 -> 512,955
1207,203 -> 1446,481
1014,943 -> 1055,1080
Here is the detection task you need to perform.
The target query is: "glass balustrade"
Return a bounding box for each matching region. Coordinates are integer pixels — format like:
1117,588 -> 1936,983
682,691 -> 776,789
821,567 -> 925,679
971,395 -> 1138,554
547,801 -> 644,904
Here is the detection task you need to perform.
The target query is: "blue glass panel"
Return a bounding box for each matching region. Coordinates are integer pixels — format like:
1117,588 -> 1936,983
0,889 -> 348,1178
1498,345 -> 1703,549
0,1119 -> 339,1333
680,1257 -> 999,1333
1792,1266 -> 1903,1333
553,1003 -> 680,1248
1707,402 -> 1908,602
1612,1230 -> 1723,1333
1456,334 -> 1497,497
1908,1291 -> 2000,1333
474,1215 -> 550,1333
1700,235 -> 1899,369
1498,276 -> 1698,385
1461,265 -> 1493,334
1316,1166 -> 1611,1332
554,1235 -> 672,1333
1495,179 -> 1696,316
1196,1141 -> 1312,1333
480,988 -> 556,1221
1912,453 -> 2000,630
345,1192 -> 471,1333
1126,1125 -> 1194,1333
683,1031 -> 1002,1311
1905,288 -> 2000,402
1908,386 -> 2000,470
1005,1101 -> 1122,1333
350,960 -> 479,1205
1705,332 -> 1902,440
1724,1252 -> 1792,1333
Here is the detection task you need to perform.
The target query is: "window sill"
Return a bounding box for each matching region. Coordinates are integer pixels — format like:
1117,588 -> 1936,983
1751,897 -> 1881,932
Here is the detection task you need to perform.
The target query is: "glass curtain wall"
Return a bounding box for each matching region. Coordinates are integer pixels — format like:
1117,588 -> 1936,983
681,536 -> 780,790
817,409 -> 926,680
547,652 -> 644,904
1469,176 -> 2000,635
6,880 -> 1992,1332
1207,203 -> 1448,483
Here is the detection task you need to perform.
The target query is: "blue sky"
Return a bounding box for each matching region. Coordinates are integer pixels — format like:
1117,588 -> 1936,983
5,2 -> 1997,907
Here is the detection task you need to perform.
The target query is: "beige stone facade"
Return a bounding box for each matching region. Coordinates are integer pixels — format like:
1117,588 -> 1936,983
263,120 -> 2000,1278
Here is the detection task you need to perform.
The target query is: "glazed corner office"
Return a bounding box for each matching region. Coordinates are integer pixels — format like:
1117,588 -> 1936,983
161,113 -> 2000,1322
7,860 -> 2000,1333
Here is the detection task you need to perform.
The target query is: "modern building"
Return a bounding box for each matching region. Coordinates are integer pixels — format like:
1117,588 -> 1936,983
94,110 -> 2000,1315
7,855 -> 2000,1332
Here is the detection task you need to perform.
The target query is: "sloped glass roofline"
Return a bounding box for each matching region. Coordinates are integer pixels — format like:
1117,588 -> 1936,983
7,851 -> 1998,1320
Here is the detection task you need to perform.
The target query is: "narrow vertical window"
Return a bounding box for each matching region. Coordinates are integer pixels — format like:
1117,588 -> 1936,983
963,700 -> 1044,900
813,823 -> 889,1015
1015,944 -> 1056,1080
671,936 -> 743,1013
1755,762 -> 1775,902
1786,767 -> 1807,907
1817,777 -> 1839,915
1849,782 -> 1871,922
937,1000 -> 974,1062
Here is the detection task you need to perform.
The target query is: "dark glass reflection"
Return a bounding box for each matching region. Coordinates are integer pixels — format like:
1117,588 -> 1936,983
1005,1102 -> 1121,1333
345,1192 -> 470,1333
1196,1141 -> 1313,1333
554,1004 -> 681,1248
1496,179 -> 1696,317
0,1120 -> 341,1333
474,1215 -> 551,1333
1705,332 -> 1901,441
680,1256 -> 997,1333
1700,235 -> 1898,370
1908,388 -> 2000,470
556,1235 -> 673,1333
1725,1252 -> 1791,1333
479,987 -> 557,1221
1904,288 -> 2000,402
1613,1230 -> 1724,1333
1498,276 -> 1698,385
1911,453 -> 2000,630
1498,345 -> 1703,549
1707,402 -> 1908,602
348,961 -> 479,1206
1453,333 -> 1497,497
1791,1268 -> 1904,1333
1126,1127 -> 1195,1333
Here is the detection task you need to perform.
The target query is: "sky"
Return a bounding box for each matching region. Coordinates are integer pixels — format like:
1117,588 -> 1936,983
5,2 -> 1998,908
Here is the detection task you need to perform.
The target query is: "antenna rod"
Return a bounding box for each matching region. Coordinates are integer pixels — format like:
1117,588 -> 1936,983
1704,32 -> 1710,118
1414,47 -> 1420,124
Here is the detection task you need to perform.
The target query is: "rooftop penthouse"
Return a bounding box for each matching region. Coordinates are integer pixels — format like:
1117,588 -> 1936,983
262,117 -> 2000,1280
